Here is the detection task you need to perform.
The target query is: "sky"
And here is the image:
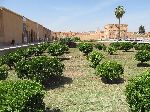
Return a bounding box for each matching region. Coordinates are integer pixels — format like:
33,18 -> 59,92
0,0 -> 150,32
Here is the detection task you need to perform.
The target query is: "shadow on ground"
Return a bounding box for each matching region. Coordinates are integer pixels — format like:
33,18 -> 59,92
59,57 -> 70,61
137,63 -> 150,67
122,50 -> 134,52
101,77 -> 125,84
46,107 -> 63,112
44,76 -> 73,90
110,53 -> 118,55
64,51 -> 70,54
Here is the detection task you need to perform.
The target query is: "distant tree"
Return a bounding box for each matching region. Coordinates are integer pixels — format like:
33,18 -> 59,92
139,25 -> 145,34
115,6 -> 125,39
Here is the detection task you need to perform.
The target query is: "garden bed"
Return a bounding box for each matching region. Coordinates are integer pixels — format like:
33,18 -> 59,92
3,42 -> 150,111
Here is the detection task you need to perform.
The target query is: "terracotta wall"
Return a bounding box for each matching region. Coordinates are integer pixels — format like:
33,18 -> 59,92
0,7 -> 53,45
0,8 -> 4,43
3,8 -> 23,45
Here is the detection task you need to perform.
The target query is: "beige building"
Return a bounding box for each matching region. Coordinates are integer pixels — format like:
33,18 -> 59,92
0,7 -> 52,45
54,24 -> 128,40
104,24 -> 128,39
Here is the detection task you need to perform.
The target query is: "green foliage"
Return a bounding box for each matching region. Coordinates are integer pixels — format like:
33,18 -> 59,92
16,56 -> 64,84
78,42 -> 93,55
96,61 -> 124,80
62,44 -> 69,52
34,45 -> 47,56
95,43 -> 106,51
60,38 -> 77,48
72,37 -> 81,42
60,37 -> 73,44
14,43 -> 49,58
134,43 -> 150,51
58,42 -> 69,52
0,80 -> 45,112
107,46 -> 117,55
0,65 -> 8,80
125,70 -> 150,112
139,25 -> 145,34
41,42 -> 50,50
120,42 -> 133,52
48,43 -> 66,56
115,6 -> 125,19
4,52 -> 23,69
132,42 -> 137,46
88,51 -> 104,68
0,56 -> 5,66
110,42 -> 122,50
26,46 -> 36,57
135,50 -> 150,63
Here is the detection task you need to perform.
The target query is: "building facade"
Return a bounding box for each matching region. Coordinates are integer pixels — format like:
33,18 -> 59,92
104,24 -> 128,39
0,7 -> 52,45
55,24 -> 150,41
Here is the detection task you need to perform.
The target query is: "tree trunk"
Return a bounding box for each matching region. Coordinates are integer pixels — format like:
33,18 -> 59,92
119,18 -> 121,39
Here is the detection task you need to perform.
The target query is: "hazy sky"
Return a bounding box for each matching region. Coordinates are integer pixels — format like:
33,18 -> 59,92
0,0 -> 150,32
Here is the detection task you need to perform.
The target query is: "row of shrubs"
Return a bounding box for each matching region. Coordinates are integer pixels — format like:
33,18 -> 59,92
0,42 -> 68,83
0,38 -> 81,111
79,42 -> 150,112
16,56 -> 64,84
0,41 -> 69,77
78,42 -> 150,64
0,39 -> 150,111
78,42 -> 134,56
0,42 -> 68,111
87,46 -> 150,83
78,42 -> 124,82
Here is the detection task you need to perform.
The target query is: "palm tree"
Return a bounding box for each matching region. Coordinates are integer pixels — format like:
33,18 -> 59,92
115,6 -> 125,39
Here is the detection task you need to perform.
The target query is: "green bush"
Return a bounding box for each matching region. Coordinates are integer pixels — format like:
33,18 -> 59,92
132,42 -> 137,46
60,43 -> 69,52
0,56 -> 5,66
120,42 -> 133,52
95,43 -> 106,51
40,42 -> 49,50
0,65 -> 8,80
16,56 -> 64,84
125,70 -> 150,112
4,52 -> 23,69
135,50 -> 150,63
16,47 -> 36,59
88,51 -> 104,68
60,38 -> 77,48
107,46 -> 117,55
60,37 -> 73,44
48,43 -> 66,56
0,80 -> 45,112
110,42 -> 122,50
72,37 -> 81,42
26,46 -> 36,56
34,45 -> 46,56
14,48 -> 31,60
78,42 -> 93,55
64,45 -> 69,52
134,43 -> 150,51
96,61 -> 124,81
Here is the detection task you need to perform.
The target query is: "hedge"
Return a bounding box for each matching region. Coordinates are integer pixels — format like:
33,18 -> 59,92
126,70 -> 150,112
0,80 -> 45,112
16,56 -> 64,84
